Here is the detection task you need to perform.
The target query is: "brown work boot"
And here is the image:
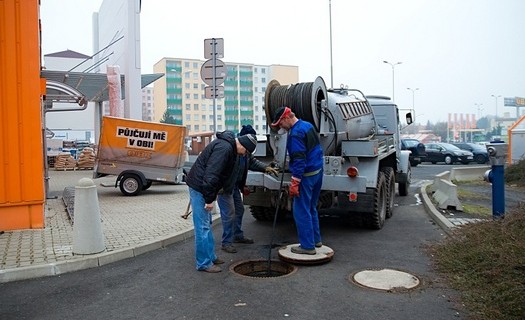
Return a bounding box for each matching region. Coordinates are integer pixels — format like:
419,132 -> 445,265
234,237 -> 254,244
200,265 -> 222,273
221,245 -> 237,253
291,245 -> 316,255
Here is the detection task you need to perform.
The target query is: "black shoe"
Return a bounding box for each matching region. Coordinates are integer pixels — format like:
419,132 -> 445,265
234,237 -> 254,244
221,245 -> 237,253
291,246 -> 316,255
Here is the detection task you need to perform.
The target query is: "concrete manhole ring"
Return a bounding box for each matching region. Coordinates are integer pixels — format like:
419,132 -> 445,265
350,268 -> 421,292
278,243 -> 334,265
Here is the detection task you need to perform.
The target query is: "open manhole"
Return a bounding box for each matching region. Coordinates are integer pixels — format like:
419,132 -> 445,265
350,268 -> 421,292
230,259 -> 298,278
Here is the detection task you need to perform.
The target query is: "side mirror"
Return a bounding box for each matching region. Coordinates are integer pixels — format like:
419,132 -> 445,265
406,113 -> 413,125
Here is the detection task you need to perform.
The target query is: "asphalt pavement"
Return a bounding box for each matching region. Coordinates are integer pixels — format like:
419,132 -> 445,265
0,169 -> 472,319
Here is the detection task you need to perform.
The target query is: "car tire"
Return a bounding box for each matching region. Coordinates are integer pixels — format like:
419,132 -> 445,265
445,155 -> 453,165
475,154 -> 487,164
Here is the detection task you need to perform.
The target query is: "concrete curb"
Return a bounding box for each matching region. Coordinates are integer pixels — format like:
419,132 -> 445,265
420,182 -> 454,236
0,216 -> 221,283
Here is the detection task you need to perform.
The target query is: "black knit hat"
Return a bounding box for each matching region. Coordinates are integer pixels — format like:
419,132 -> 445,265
238,134 -> 257,154
240,124 -> 256,136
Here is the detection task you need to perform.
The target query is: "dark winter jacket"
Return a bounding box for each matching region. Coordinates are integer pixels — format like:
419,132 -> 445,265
220,154 -> 267,195
185,131 -> 237,204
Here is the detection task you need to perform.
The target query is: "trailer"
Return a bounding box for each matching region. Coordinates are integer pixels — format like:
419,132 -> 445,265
93,116 -> 187,196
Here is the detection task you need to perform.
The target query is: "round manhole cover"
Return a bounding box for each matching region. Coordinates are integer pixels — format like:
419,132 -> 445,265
278,243 -> 334,265
351,268 -> 420,291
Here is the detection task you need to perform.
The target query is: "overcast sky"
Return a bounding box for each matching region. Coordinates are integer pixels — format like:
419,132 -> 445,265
40,0 -> 525,125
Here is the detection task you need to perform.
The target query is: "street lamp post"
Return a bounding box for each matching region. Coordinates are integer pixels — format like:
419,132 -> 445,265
383,60 -> 402,102
475,103 -> 484,118
407,87 -> 419,111
491,94 -> 501,122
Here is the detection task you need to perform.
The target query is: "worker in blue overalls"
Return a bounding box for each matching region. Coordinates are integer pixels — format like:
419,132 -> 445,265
271,106 -> 324,255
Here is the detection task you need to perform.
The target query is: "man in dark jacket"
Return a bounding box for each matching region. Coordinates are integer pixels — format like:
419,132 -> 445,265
217,125 -> 279,254
185,131 -> 257,273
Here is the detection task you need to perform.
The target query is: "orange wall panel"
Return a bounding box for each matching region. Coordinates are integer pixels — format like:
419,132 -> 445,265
0,0 -> 45,230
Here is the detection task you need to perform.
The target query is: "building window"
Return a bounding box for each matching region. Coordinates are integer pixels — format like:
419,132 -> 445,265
193,93 -> 199,99
194,104 -> 199,110
193,72 -> 198,79
184,61 -> 190,68
193,125 -> 199,131
201,115 -> 206,120
193,83 -> 199,89
193,114 -> 199,121
185,72 -> 191,78
185,83 -> 190,89
185,104 -> 190,110
185,114 -> 190,120
185,93 -> 190,99
193,62 -> 198,68
261,78 -> 266,83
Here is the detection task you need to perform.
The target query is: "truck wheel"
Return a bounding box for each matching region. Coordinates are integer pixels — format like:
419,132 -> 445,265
381,167 -> 395,219
119,174 -> 143,196
250,206 -> 285,222
398,164 -> 411,197
366,171 -> 387,230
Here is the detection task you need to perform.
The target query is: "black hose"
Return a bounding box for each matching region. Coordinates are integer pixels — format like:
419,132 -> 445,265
266,134 -> 289,275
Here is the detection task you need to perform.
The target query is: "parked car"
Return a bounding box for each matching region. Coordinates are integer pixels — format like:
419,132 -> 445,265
401,138 -> 426,167
422,142 -> 474,165
452,142 -> 489,164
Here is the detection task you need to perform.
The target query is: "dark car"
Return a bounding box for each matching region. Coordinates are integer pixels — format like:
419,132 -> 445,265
452,142 -> 489,164
423,142 -> 474,165
401,138 -> 426,167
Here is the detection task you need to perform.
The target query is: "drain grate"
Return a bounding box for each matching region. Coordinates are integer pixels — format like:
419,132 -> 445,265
230,260 -> 297,278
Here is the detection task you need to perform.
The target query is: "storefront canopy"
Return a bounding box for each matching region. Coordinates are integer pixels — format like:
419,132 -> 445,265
41,70 -> 163,103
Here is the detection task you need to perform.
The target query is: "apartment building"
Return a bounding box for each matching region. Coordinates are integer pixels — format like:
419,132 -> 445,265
153,58 -> 298,135
142,86 -> 154,121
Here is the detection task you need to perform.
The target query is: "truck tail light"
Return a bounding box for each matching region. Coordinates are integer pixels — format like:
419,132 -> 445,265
348,192 -> 358,202
346,166 -> 358,177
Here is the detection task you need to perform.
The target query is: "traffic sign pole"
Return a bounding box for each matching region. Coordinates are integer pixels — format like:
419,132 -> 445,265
202,38 -> 225,133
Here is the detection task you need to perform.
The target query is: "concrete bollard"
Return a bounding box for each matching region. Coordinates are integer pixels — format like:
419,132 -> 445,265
73,178 -> 106,255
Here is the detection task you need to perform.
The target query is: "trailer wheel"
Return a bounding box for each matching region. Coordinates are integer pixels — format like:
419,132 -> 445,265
366,171 -> 387,229
381,167 -> 395,219
398,164 -> 411,197
119,174 -> 143,196
142,180 -> 153,190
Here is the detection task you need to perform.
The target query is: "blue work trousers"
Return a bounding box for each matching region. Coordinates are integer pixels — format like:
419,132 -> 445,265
217,187 -> 245,246
292,171 -> 323,250
188,187 -> 218,270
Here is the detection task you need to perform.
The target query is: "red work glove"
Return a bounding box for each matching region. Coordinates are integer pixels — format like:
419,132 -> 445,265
242,186 -> 251,196
289,177 -> 301,198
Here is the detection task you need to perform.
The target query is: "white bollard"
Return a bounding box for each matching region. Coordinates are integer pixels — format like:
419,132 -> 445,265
72,178 -> 106,255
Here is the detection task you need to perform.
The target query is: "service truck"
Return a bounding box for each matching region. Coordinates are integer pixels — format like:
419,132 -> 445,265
244,77 -> 412,229
93,116 -> 187,196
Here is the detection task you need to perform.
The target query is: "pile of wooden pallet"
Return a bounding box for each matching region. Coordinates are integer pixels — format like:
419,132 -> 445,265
77,147 -> 96,169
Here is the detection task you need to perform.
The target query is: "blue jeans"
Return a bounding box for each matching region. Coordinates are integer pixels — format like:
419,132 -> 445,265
292,171 -> 323,250
188,187 -> 218,270
217,187 -> 245,246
